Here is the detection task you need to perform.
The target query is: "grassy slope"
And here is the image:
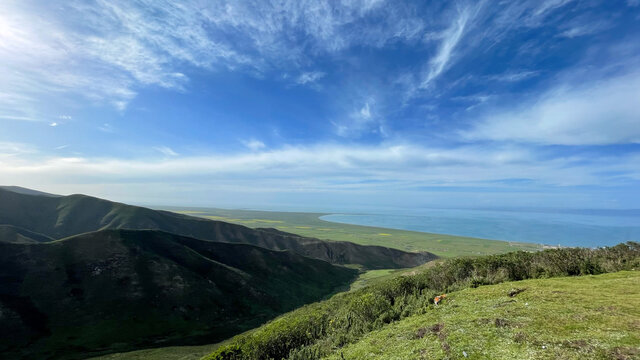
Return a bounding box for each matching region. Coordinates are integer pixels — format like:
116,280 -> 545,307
326,271 -> 640,360
162,207 -> 541,257
0,224 -> 54,244
89,343 -> 225,360
107,272 -> 640,360
202,243 -> 639,360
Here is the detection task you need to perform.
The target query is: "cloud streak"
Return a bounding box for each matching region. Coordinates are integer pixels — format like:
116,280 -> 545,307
1,143 -> 637,189
464,71 -> 640,145
421,6 -> 474,88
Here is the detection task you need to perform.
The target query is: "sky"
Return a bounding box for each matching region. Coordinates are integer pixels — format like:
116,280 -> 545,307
1,0 -> 639,211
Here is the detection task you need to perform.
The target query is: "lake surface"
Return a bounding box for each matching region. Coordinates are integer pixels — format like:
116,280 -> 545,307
320,208 -> 640,247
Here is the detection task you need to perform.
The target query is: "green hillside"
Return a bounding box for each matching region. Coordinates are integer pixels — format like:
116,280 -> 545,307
0,229 -> 358,359
203,243 -> 640,360
0,188 -> 436,269
0,224 -> 54,244
325,271 -> 640,359
162,207 -> 541,257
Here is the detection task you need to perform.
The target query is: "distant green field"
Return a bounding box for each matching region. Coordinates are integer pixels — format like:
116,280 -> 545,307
159,207 -> 541,257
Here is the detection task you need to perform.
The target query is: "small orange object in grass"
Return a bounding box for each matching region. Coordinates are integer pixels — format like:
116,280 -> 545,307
434,294 -> 447,306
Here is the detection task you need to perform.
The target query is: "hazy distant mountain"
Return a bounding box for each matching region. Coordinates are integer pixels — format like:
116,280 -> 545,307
0,185 -> 60,197
0,187 -> 436,269
0,229 -> 358,359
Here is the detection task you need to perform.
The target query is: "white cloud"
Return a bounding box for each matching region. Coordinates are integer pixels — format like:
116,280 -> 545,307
487,71 -> 539,82
334,100 -> 385,138
242,139 -> 266,151
533,0 -> 574,17
420,7 -> 473,89
0,143 -> 637,191
49,122 -> 58,127
296,71 -> 326,85
464,72 -> 640,145
0,141 -> 37,158
0,0 -> 428,118
153,146 -> 179,157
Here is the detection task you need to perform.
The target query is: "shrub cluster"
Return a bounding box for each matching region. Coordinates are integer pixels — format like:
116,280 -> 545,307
204,242 -> 640,360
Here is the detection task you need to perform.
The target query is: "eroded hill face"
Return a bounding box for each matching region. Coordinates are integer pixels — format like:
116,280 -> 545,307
0,229 -> 358,359
0,188 -> 437,269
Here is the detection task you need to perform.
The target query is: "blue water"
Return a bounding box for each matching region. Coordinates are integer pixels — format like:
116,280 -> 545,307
320,208 -> 640,247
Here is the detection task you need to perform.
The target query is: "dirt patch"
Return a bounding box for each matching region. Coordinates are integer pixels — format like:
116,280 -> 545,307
416,323 -> 444,339
430,323 -> 444,334
596,305 -> 620,314
513,332 -> 527,344
424,322 -> 450,355
609,346 -> 640,360
561,339 -> 594,352
494,318 -> 509,327
494,299 -> 516,308
441,340 -> 451,354
508,288 -> 527,297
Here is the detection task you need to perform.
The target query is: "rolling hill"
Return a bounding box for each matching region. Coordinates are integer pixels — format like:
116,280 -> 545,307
0,224 -> 54,244
0,229 -> 359,359
0,187 -> 436,269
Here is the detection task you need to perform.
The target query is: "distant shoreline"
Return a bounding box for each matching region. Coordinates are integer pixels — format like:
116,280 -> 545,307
319,211 -> 639,248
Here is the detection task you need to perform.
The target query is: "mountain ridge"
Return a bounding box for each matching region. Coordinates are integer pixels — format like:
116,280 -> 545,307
0,187 -> 437,269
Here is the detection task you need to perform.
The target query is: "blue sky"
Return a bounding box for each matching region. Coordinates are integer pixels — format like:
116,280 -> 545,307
1,0 -> 639,211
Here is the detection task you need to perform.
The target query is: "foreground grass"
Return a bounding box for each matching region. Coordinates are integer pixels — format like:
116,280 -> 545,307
326,271 -> 640,359
160,207 -> 540,257
90,343 -> 224,360
204,243 -> 639,360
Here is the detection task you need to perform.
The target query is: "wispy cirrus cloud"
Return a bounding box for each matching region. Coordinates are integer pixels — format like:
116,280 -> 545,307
295,71 -> 326,85
0,0 -> 428,118
420,5 -> 476,89
153,146 -> 179,157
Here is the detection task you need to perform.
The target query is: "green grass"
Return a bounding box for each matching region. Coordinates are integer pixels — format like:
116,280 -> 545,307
325,271 -> 640,359
160,207 -> 541,258
349,269 -> 399,291
203,243 -> 640,360
89,342 -> 225,360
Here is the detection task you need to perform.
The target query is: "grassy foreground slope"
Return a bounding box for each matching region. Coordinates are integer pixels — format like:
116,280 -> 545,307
326,271 -> 640,359
90,342 -> 224,360
203,243 -> 640,360
164,207 -> 540,257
